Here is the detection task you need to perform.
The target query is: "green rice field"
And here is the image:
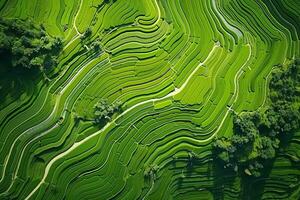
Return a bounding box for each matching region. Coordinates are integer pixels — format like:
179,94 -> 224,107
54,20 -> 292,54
0,0 -> 299,199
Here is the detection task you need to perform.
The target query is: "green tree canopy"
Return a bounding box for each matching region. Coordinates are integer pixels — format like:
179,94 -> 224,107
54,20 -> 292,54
213,59 -> 300,177
0,18 -> 63,72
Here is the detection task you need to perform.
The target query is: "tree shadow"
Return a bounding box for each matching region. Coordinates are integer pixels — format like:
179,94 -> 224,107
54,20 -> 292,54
240,159 -> 275,200
0,51 -> 41,109
210,157 -> 237,200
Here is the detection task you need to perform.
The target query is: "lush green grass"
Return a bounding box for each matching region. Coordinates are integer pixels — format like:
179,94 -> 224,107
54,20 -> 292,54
0,0 -> 299,199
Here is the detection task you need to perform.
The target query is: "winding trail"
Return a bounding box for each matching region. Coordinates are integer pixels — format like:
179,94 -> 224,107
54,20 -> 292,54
63,0 -> 83,50
1,0 -> 162,192
73,0 -> 83,36
153,0 -> 161,27
201,43 -> 252,142
0,0 -> 296,198
24,44 -> 219,200
138,43 -> 253,198
0,51 -> 102,196
212,0 -> 242,38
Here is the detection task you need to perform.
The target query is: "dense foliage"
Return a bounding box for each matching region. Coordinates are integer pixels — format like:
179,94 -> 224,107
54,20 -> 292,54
93,98 -> 122,124
81,27 -> 92,40
0,0 -> 299,199
213,59 -> 300,177
0,18 -> 62,73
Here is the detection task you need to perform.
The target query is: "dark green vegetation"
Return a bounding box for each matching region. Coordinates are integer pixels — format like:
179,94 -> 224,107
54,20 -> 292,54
214,59 -> 300,177
0,18 -> 62,107
93,98 -> 122,124
0,0 -> 299,199
0,18 -> 62,73
81,27 -> 92,40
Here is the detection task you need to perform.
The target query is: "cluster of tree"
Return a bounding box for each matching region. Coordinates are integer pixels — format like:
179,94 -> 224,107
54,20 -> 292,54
213,59 -> 300,177
81,27 -> 92,40
80,28 -> 104,53
0,18 -> 63,74
90,39 -> 101,52
93,98 -> 122,124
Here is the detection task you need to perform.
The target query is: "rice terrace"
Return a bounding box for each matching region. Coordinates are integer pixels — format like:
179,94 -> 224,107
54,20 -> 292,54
0,0 -> 299,199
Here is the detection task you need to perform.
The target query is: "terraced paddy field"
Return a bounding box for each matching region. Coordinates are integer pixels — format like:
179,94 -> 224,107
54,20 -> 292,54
0,0 -> 299,199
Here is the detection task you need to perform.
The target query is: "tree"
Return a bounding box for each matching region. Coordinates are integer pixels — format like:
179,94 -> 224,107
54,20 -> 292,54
81,27 -> 92,39
257,137 -> 279,159
213,59 -> 300,177
91,39 -> 101,52
0,18 -> 63,73
29,57 -> 43,68
94,98 -> 122,124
